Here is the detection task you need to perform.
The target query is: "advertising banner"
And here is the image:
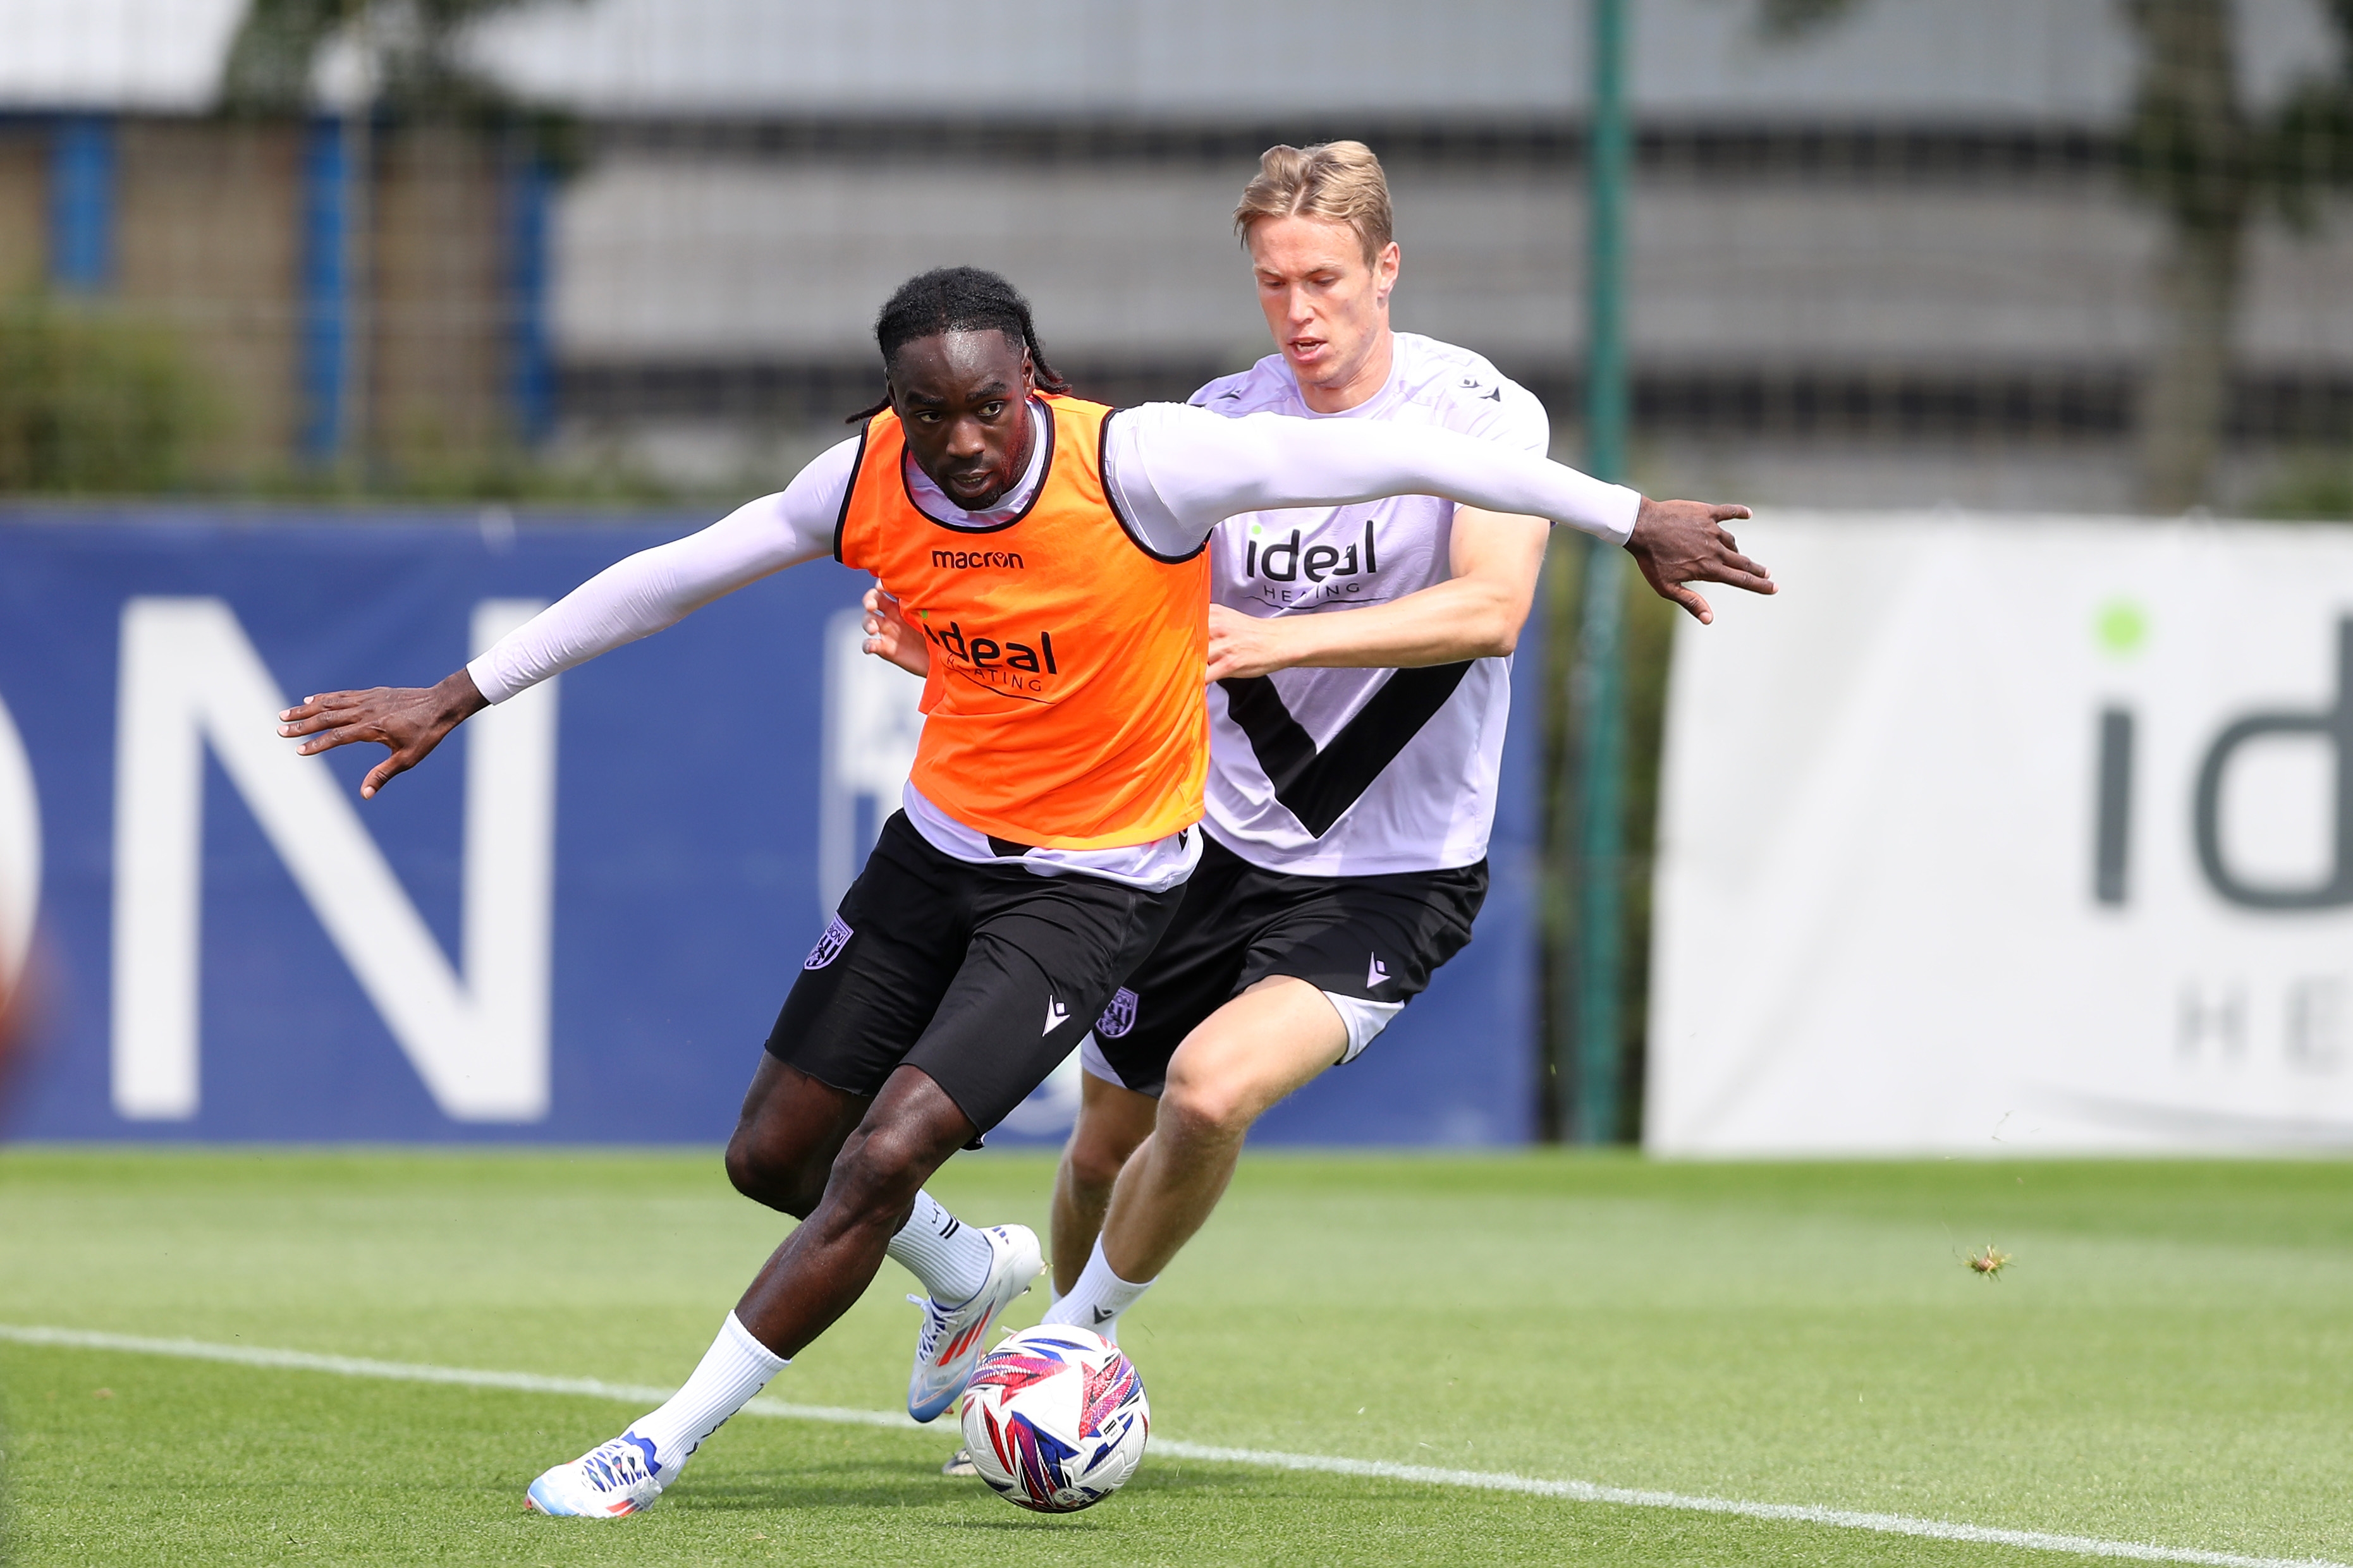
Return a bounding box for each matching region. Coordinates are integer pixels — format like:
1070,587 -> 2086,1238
0,511 -> 1536,1146
1650,513 -> 2353,1154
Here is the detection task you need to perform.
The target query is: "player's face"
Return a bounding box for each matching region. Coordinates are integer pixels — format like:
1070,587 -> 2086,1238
1246,216 -> 1400,394
888,329 -> 1038,510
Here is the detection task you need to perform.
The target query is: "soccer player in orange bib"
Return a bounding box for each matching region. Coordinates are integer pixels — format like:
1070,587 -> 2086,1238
279,265 -> 1768,1517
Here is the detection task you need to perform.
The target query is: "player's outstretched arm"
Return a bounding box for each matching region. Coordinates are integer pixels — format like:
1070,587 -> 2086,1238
1120,404 -> 1642,545
1623,498 -> 1772,624
1206,507 -> 1550,680
278,669 -> 488,799
277,442 -> 859,799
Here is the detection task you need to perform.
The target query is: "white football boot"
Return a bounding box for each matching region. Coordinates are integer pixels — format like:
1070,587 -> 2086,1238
940,1446 -> 979,1477
524,1431 -> 667,1517
905,1222 -> 1044,1423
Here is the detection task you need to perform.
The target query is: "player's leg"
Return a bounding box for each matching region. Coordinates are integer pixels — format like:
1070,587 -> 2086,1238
1050,1066 -> 1158,1294
1112,975 -> 1347,1276
730,1062 -> 982,1354
527,815 -> 1008,1516
724,1052 -> 999,1311
723,1053 -> 867,1218
524,1058 -> 963,1518
530,1071 -> 1008,1516
933,1042 -> 1158,1474
941,1064 -> 1156,1478
1046,977 -> 1345,1340
888,866 -> 1178,1420
1048,855 -> 1489,1343
1038,840 -> 1257,1300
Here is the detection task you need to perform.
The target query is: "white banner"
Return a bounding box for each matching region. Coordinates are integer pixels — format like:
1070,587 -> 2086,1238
1649,513 -> 2353,1154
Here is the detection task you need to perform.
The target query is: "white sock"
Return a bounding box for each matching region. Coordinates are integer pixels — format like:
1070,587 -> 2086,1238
625,1311 -> 787,1480
886,1189 -> 994,1306
1041,1236 -> 1153,1345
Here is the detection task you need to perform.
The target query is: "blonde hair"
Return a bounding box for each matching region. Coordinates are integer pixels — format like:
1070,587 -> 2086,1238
1233,141 -> 1395,264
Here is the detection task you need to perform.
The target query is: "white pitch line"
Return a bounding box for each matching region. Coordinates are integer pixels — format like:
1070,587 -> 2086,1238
0,1324 -> 923,1433
1,1323 -> 2339,1568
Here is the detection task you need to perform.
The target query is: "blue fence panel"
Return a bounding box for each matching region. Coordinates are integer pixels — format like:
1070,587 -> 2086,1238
47,114 -> 116,293
0,511 -> 1537,1146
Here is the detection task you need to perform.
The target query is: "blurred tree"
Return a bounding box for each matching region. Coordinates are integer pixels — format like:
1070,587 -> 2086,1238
223,0 -> 557,115
1758,0 -> 2353,511
220,0 -> 582,488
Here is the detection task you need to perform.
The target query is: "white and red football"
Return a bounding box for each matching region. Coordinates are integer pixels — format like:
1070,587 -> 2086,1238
958,1325 -> 1149,1512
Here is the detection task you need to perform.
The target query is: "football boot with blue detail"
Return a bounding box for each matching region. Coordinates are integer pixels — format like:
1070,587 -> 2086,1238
906,1222 -> 1044,1423
525,1431 -> 666,1517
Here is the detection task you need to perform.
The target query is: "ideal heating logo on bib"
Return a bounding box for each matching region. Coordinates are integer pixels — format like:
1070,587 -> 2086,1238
1241,516 -> 1381,607
918,614 -> 1063,696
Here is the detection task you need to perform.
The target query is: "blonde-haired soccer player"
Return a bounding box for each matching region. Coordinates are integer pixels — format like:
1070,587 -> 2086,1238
876,146 -> 1770,1461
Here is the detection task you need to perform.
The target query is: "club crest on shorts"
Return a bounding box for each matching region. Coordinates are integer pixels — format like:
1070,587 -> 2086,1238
1094,987 -> 1139,1040
803,915 -> 852,970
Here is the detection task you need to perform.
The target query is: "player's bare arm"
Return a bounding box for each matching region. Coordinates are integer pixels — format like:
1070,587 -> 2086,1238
276,669 -> 489,799
1207,494 -> 1771,681
1202,506 -> 1549,679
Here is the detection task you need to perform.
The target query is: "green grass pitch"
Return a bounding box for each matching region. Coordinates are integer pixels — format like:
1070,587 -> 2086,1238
3,1148 -> 2349,1566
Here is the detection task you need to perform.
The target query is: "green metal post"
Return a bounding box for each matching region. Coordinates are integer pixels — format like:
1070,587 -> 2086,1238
1574,0 -> 1631,1144
1586,0 -> 1629,487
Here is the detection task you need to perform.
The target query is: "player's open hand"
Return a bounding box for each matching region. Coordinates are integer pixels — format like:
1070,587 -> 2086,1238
1623,499 -> 1773,624
862,584 -> 929,678
276,669 -> 487,798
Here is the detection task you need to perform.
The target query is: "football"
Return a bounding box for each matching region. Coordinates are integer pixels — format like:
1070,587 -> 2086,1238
958,1325 -> 1150,1512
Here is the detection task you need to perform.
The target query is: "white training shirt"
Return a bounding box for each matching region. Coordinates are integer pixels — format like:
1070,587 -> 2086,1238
1192,334 -> 1552,877
467,397 -> 1639,885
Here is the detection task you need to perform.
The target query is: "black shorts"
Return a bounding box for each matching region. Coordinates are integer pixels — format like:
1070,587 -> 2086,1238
765,811 -> 1182,1138
1083,832 -> 1486,1098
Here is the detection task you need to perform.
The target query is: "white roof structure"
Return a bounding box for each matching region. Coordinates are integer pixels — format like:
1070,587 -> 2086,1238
0,0 -> 247,111
0,0 -> 2336,123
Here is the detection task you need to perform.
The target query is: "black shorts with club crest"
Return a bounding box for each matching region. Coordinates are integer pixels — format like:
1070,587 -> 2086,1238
1084,830 -> 1486,1097
765,811 -> 1183,1138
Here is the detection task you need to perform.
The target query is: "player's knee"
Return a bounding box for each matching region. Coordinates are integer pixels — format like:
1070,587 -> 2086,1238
1158,1073 -> 1254,1145
724,1136 -> 798,1212
723,1128 -> 764,1196
1063,1124 -> 1132,1196
827,1123 -> 936,1219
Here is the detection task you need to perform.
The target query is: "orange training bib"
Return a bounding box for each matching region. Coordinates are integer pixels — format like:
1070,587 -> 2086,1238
833,396 -> 1211,849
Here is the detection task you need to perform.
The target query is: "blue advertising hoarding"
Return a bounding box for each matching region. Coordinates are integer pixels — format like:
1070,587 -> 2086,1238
0,509 -> 1538,1146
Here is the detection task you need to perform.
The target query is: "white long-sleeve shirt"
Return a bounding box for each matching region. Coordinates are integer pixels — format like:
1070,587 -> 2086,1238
467,401 -> 1637,705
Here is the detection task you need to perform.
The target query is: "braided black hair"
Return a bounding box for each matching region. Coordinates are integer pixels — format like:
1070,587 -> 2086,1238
847,266 -> 1072,422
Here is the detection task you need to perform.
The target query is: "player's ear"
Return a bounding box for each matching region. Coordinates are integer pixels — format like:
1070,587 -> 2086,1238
1375,241 -> 1400,303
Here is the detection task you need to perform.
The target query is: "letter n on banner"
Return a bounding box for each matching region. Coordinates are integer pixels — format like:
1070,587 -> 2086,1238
110,599 -> 557,1122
